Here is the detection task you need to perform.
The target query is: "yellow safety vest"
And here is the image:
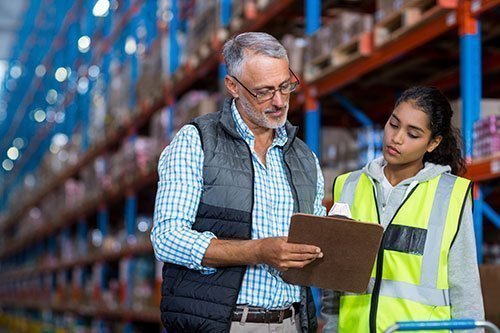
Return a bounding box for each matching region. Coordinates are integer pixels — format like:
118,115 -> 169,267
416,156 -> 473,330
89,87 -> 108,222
334,171 -> 472,333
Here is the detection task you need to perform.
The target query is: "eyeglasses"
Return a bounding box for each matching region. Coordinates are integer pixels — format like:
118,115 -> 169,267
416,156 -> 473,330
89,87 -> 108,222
231,68 -> 300,103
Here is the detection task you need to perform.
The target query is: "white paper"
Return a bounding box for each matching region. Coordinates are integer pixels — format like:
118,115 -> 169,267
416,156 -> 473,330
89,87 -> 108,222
328,202 -> 352,218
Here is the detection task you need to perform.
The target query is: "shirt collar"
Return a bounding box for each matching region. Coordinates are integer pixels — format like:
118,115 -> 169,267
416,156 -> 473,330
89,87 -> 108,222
231,99 -> 288,147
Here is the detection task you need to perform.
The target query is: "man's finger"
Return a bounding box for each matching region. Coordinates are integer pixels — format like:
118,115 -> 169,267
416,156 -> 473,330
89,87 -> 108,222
286,243 -> 322,254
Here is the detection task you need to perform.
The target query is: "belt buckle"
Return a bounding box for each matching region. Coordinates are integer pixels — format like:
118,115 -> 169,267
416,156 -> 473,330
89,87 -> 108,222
278,309 -> 285,323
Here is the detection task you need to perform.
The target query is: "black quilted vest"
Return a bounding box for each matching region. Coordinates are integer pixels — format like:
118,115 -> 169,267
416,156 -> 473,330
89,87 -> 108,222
160,99 -> 318,332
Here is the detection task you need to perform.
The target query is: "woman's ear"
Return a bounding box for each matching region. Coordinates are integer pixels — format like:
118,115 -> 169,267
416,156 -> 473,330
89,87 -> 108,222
427,135 -> 443,153
225,76 -> 238,98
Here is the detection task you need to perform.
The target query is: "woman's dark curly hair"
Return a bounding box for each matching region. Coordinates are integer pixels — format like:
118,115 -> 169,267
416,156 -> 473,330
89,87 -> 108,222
395,86 -> 466,175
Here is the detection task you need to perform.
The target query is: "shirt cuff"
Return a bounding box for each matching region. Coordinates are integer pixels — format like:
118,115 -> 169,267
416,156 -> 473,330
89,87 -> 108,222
189,231 -> 217,274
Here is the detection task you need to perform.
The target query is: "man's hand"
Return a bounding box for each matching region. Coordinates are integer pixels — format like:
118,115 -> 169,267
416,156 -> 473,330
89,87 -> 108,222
202,237 -> 322,270
256,237 -> 323,271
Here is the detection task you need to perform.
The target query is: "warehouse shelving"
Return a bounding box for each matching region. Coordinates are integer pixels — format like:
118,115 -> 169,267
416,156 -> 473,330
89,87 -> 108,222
0,1 -> 305,331
0,0 -> 499,331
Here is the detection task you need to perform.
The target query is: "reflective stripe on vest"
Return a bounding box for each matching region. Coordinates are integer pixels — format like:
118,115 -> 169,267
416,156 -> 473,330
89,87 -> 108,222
334,172 -> 471,333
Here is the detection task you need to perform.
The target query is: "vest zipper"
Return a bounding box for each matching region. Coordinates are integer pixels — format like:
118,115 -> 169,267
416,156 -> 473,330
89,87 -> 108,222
369,185 -> 419,333
225,141 -> 255,332
285,159 -> 300,213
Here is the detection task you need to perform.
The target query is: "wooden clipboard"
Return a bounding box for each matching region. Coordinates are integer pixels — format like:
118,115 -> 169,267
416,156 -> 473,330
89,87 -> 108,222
282,213 -> 384,293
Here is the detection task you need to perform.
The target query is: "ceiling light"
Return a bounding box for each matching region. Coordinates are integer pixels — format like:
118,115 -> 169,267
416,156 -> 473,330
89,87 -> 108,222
93,0 -> 110,17
125,36 -> 137,55
34,109 -> 46,123
35,64 -> 46,77
78,35 -> 91,53
10,65 -> 22,79
2,159 -> 13,171
7,147 -> 19,160
13,138 -> 25,149
55,67 -> 68,82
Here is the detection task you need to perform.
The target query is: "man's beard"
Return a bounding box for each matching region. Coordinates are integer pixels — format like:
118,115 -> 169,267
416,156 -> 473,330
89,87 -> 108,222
239,96 -> 288,129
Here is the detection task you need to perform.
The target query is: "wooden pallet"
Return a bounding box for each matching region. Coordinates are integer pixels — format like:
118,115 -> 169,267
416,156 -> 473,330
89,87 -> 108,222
332,31 -> 374,67
230,1 -> 258,31
304,32 -> 374,82
374,0 -> 455,47
304,52 -> 335,82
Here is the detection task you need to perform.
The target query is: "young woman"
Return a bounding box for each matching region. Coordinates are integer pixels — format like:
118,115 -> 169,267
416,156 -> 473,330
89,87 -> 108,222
321,86 -> 484,333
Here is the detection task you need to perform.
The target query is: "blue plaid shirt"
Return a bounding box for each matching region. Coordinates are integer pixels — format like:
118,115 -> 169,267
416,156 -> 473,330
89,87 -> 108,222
151,100 -> 326,308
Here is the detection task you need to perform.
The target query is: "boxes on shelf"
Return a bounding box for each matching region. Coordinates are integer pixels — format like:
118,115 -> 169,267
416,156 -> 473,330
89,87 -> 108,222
184,2 -> 218,68
132,255 -> 156,311
304,11 -> 373,79
173,91 -> 219,131
321,127 -> 360,169
474,115 -> 499,159
136,42 -> 164,105
150,106 -> 172,151
321,127 -> 359,201
122,136 -> 159,179
357,126 -> 384,167
321,126 -> 383,201
375,0 -> 411,22
16,207 -> 45,240
230,0 -> 258,31
281,35 -> 306,74
108,60 -> 134,129
40,190 -> 65,227
64,178 -> 85,212
88,78 -> 110,146
450,98 -> 500,130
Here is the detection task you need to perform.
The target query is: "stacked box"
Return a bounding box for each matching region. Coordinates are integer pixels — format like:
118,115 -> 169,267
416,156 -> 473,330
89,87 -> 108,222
281,35 -> 306,74
132,256 -> 155,310
305,24 -> 337,63
122,136 -> 158,177
64,178 -> 85,212
358,126 -> 384,167
136,43 -> 164,104
336,11 -> 373,45
305,11 -> 373,63
150,107 -> 172,151
173,91 -> 219,131
108,61 -> 133,129
88,77 -> 110,146
184,2 -> 218,65
375,0 -> 410,22
473,115 -> 500,159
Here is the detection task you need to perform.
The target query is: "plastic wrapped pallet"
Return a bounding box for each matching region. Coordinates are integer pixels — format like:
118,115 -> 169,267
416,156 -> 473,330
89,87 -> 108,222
474,115 -> 500,159
281,35 -> 306,74
375,0 -> 411,22
109,60 -> 133,129
173,91 -> 219,131
136,43 -> 164,105
185,2 -> 218,67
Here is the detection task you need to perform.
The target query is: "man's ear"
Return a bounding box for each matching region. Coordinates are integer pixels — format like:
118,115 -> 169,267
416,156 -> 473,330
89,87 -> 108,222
427,135 -> 443,153
225,76 -> 238,98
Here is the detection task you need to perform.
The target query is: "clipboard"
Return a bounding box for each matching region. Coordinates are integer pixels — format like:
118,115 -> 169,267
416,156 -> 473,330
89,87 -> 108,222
282,213 -> 384,293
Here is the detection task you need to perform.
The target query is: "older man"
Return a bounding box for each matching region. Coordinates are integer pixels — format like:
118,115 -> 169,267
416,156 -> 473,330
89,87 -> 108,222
152,32 -> 326,333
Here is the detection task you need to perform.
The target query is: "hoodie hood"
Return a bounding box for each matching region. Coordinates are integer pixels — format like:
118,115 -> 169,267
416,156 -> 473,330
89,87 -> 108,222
363,156 -> 451,186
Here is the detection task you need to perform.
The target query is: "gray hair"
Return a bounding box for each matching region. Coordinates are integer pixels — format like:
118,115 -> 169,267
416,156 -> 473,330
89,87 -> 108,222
222,32 -> 288,76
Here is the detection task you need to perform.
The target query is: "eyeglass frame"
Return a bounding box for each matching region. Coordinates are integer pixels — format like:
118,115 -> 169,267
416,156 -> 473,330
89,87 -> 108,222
230,68 -> 300,103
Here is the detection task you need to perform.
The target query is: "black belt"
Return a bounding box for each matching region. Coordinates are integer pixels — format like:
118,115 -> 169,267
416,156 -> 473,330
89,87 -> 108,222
232,303 -> 300,324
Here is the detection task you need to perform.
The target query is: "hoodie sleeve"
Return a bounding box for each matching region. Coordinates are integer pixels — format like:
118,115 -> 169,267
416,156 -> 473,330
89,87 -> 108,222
448,197 -> 485,330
